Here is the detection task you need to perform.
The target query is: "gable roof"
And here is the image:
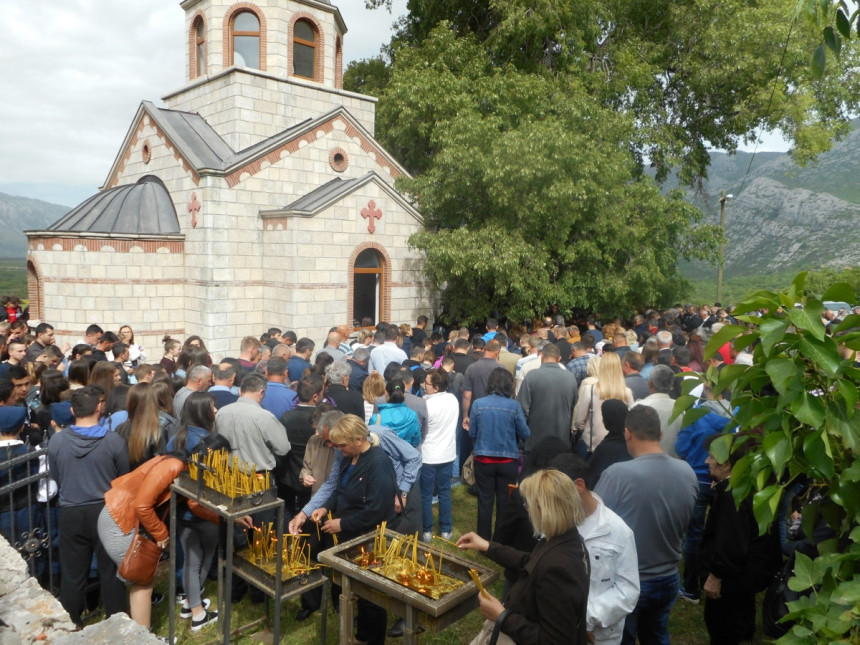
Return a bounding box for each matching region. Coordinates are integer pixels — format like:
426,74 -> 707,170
44,175 -> 180,235
259,171 -> 423,225
104,103 -> 409,190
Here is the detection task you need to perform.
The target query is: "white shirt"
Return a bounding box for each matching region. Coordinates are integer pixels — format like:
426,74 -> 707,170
420,392 -> 459,464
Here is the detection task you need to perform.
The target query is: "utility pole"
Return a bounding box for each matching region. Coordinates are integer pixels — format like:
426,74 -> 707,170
717,190 -> 730,304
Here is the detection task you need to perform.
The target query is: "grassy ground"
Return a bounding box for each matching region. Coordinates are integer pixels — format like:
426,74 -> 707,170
147,484 -> 770,644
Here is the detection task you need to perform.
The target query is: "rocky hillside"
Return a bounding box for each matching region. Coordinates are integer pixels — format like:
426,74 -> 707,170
677,122 -> 860,279
0,193 -> 67,259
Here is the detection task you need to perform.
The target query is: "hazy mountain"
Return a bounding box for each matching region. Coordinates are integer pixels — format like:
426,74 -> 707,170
0,193 -> 68,259
673,122 -> 860,279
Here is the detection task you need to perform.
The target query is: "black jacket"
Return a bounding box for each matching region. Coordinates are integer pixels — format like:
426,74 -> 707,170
325,444 -> 396,540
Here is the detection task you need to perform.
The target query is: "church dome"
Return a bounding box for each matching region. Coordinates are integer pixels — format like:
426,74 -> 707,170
48,175 -> 180,235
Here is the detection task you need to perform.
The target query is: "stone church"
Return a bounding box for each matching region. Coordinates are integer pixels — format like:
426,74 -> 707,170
25,0 -> 431,357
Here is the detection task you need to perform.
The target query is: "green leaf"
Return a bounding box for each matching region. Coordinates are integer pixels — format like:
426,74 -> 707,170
811,43 -> 827,79
766,358 -> 799,395
824,26 -> 841,56
791,271 -> 808,295
753,484 -> 781,530
836,9 -> 852,39
704,324 -> 745,360
759,318 -> 788,354
822,281 -> 856,304
791,391 -> 826,427
788,300 -> 827,341
797,334 -> 842,377
788,551 -> 817,592
763,431 -> 792,477
833,314 -> 860,333
708,433 -> 734,464
836,379 -> 857,414
803,429 -> 835,479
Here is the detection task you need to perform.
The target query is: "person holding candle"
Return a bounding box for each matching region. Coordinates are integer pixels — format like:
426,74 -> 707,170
312,414 -> 397,645
457,469 -> 590,644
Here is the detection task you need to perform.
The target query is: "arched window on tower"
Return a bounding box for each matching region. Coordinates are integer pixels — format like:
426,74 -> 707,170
353,249 -> 384,326
293,19 -> 317,80
231,11 -> 261,69
193,16 -> 207,78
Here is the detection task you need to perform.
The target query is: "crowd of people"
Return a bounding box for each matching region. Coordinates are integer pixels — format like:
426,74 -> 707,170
0,302 -> 826,644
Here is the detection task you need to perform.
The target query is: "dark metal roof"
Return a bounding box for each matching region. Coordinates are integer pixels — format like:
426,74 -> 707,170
284,175 -> 366,214
144,104 -> 234,169
48,175 -> 180,235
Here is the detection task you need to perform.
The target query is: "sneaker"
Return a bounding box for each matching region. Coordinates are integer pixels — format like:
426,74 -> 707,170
175,592 -> 187,605
441,532 -> 453,541
151,591 -> 165,606
191,609 -> 219,632
678,588 -> 700,605
180,598 -> 211,619
421,532 -> 432,542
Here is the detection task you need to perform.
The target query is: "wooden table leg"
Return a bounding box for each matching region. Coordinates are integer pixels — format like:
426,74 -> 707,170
340,576 -> 354,645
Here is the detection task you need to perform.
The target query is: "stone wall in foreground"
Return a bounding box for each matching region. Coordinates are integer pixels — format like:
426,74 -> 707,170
0,536 -> 161,644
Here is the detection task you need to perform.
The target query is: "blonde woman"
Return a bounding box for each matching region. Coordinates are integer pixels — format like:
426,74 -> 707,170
577,354 -> 601,400
361,372 -> 385,424
572,352 -> 633,455
458,469 -> 590,644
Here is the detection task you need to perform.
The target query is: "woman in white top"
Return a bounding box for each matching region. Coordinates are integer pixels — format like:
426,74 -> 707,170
572,352 -> 633,455
117,325 -> 146,367
420,368 -> 459,541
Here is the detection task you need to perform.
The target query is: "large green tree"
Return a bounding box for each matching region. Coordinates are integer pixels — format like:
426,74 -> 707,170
356,1 -> 860,321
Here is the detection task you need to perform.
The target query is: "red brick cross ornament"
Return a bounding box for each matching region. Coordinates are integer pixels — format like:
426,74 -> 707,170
188,192 -> 201,228
361,200 -> 382,234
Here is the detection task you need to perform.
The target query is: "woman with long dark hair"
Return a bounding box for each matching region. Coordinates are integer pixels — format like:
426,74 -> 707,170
468,368 -> 530,540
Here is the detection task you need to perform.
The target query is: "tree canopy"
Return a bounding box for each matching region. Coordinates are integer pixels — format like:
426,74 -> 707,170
355,0 -> 860,321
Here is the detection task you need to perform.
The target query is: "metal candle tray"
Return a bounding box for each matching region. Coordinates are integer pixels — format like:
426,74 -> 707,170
231,549 -> 325,598
175,472 -> 278,514
319,529 -> 498,621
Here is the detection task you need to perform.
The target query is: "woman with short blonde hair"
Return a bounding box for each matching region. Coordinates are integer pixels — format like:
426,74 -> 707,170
458,468 -> 590,643
327,413 -> 370,446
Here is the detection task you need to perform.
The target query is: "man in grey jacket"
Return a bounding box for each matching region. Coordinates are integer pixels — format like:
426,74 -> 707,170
516,343 -> 578,454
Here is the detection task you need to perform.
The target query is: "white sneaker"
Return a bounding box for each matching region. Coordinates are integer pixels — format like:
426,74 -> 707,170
180,597 -> 211,619
421,532 -> 432,542
441,532 -> 453,541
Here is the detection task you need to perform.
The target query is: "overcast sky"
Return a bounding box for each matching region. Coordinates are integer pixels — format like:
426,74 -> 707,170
0,0 -> 407,207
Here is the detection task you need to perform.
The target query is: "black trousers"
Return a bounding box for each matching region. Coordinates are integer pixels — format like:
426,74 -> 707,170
58,503 -> 126,627
704,585 -> 756,645
474,460 -> 518,541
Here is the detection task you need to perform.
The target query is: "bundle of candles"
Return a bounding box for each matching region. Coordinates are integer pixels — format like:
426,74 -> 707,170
243,522 -> 320,580
187,449 -> 270,498
352,522 -> 464,599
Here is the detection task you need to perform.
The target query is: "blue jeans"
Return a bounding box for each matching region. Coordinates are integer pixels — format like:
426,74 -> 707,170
622,571 -> 680,645
421,462 -> 453,534
682,482 -> 713,596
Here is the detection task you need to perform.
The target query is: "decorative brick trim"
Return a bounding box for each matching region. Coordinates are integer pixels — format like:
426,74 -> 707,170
262,218 -> 289,230
226,115 -> 401,187
56,327 -> 186,338
28,236 -> 184,254
329,147 -> 348,172
26,257 -> 44,322
335,36 -> 343,89
107,114 -> 200,188
347,242 -> 392,326
188,11 -> 207,81
48,278 -> 184,286
222,3 -> 267,71
288,12 -> 325,84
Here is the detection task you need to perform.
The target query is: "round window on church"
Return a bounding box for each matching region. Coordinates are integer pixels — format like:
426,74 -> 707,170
142,141 -> 151,164
330,147 -> 348,172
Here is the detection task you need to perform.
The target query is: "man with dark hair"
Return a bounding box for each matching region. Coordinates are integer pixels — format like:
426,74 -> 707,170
325,361 -> 364,418
347,347 -> 370,392
215,373 -> 290,474
621,352 -> 650,401
111,342 -> 131,384
7,365 -> 31,406
451,338 -> 476,375
552,454 -> 640,645
412,315 -> 429,346
84,323 -> 104,347
369,325 -> 407,373
0,339 -> 26,379
517,343 -> 578,455
91,331 -> 118,363
25,322 -> 56,363
567,340 -> 592,383
586,316 -> 603,343
288,338 -> 315,382
481,317 -> 499,342
632,365 -> 683,457
276,377 -> 324,516
595,406 -> 697,645
238,336 -> 262,375
210,363 -> 239,409
282,330 -> 298,347
496,331 -> 518,376
47,385 -> 129,627
613,331 -> 631,361
261,355 -> 298,418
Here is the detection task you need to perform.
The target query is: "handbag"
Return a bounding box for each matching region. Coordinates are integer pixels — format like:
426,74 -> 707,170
462,452 -> 476,486
118,519 -> 163,585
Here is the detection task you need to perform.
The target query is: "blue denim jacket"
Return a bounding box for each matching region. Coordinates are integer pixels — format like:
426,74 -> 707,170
468,394 -> 530,459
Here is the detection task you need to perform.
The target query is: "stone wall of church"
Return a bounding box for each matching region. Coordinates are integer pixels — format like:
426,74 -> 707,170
163,70 -> 376,152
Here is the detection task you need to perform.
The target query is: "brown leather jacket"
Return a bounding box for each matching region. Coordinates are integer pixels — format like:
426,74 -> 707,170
104,455 -> 217,542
